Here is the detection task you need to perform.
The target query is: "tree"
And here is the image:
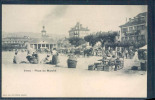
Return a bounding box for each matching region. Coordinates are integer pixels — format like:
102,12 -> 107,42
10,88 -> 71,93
68,37 -> 86,47
95,31 -> 118,47
134,40 -> 146,48
84,31 -> 119,48
114,39 -> 146,49
84,34 -> 98,47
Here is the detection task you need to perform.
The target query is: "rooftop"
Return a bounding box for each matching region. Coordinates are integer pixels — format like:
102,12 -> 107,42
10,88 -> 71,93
69,22 -> 90,32
2,36 -> 31,41
119,20 -> 146,27
29,38 -> 56,44
136,12 -> 147,17
119,12 -> 147,27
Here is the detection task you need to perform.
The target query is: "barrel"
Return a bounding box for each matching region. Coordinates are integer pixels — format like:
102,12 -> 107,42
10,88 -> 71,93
141,62 -> 146,71
67,59 -> 77,68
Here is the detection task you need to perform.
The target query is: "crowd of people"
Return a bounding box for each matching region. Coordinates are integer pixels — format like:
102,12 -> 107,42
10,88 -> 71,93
13,48 -> 59,66
13,46 -> 142,70
57,46 -> 137,59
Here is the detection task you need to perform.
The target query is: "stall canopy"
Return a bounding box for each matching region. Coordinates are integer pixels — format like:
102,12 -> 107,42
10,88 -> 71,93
139,45 -> 147,50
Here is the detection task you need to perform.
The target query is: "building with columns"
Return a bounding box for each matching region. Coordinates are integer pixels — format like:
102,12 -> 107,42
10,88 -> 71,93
28,26 -> 56,51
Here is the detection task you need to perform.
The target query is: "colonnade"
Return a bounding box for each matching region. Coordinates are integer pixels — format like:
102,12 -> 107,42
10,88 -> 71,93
30,44 -> 56,50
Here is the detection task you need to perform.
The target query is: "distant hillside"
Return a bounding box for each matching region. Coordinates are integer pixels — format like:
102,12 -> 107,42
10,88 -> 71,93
2,31 -> 68,40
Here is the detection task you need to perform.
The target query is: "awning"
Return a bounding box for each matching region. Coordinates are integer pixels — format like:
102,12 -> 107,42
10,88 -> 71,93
139,45 -> 147,50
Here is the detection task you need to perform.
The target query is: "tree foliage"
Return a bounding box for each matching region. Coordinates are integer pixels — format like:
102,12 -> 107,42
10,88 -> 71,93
84,31 -> 146,49
114,40 -> 146,48
84,31 -> 118,47
68,37 -> 86,47
84,35 -> 98,47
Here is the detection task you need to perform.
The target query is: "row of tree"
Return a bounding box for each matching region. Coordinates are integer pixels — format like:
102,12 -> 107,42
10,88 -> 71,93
84,31 -> 118,47
68,31 -> 118,47
68,31 -> 146,48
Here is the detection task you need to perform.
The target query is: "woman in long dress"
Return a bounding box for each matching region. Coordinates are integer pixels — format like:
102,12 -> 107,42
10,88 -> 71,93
133,50 -> 139,61
51,48 -> 59,66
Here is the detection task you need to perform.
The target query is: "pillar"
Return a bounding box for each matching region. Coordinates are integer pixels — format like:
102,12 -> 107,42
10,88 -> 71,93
49,44 -> 50,50
37,44 -> 38,49
33,44 -> 34,49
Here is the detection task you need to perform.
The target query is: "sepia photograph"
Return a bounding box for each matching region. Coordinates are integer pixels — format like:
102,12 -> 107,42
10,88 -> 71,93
2,5 -> 147,97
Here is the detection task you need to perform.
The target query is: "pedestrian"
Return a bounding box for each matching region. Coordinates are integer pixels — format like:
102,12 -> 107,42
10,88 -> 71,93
143,51 -> 147,60
125,49 -> 128,59
51,48 -> 59,66
40,55 -> 51,64
32,51 -> 39,64
102,49 -> 106,58
133,50 -> 139,61
109,55 -> 116,66
112,50 -> 116,57
15,49 -> 18,54
13,52 -> 20,64
26,51 -> 33,63
114,57 -> 120,71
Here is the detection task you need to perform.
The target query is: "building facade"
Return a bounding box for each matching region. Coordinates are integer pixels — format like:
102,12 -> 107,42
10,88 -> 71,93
2,26 -> 56,51
2,36 -> 31,50
28,26 -> 56,51
119,12 -> 147,44
69,22 -> 89,38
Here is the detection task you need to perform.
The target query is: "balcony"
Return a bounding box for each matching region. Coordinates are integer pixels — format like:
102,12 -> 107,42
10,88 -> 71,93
124,30 -> 140,36
121,35 -> 145,42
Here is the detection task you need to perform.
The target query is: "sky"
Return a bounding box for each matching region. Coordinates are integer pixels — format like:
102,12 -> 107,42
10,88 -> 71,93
2,5 -> 147,36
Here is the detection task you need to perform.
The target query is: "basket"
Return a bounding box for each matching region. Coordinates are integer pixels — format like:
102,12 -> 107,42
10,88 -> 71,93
67,59 -> 77,68
33,59 -> 38,64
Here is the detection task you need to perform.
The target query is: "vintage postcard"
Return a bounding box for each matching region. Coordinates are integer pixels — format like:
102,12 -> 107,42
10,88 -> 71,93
2,5 -> 147,97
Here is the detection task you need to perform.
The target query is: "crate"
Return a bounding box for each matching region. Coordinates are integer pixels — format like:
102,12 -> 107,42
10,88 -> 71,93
88,65 -> 95,70
131,66 -> 138,70
96,64 -> 104,71
104,66 -> 112,71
